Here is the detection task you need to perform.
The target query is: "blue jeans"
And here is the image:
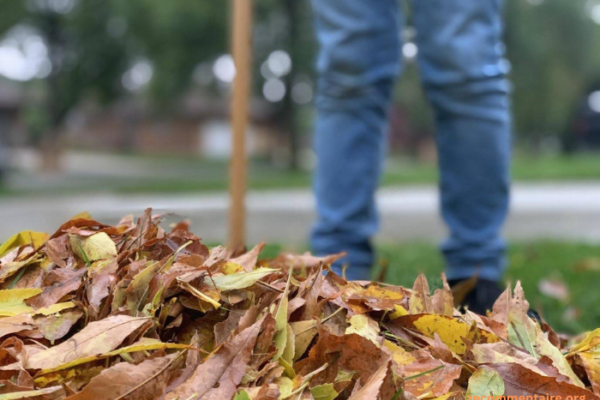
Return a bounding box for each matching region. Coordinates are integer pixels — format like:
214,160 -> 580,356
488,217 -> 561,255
310,0 -> 511,281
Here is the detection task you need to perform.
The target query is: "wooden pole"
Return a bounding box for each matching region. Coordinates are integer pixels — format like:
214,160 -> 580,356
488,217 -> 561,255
228,0 -> 252,251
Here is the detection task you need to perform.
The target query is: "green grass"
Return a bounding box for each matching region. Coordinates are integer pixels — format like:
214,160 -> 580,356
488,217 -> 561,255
377,241 -> 600,334
259,240 -> 600,334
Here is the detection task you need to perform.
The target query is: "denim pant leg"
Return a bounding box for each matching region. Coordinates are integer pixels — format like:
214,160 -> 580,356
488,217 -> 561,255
413,0 -> 512,281
310,0 -> 401,280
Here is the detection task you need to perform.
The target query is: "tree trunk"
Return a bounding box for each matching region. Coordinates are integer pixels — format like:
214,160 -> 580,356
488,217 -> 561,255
40,128 -> 63,172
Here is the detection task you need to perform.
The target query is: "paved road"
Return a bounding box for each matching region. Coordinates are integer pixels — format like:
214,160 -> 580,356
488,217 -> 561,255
1,182 -> 600,245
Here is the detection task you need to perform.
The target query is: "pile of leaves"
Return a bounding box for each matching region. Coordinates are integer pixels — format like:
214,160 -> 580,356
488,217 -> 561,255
1,209 -> 600,400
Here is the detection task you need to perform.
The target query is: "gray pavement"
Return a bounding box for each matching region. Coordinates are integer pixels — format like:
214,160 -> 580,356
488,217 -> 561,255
1,182 -> 600,245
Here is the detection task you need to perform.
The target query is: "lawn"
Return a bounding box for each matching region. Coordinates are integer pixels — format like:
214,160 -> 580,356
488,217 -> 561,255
259,241 -> 600,335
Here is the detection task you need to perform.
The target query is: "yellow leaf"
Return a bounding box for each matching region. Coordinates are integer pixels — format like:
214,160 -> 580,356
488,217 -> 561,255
432,394 -> 456,400
0,288 -> 42,317
346,314 -> 381,347
0,387 -> 62,400
283,324 -> 295,363
384,340 -> 416,366
71,211 -> 92,220
222,261 -> 245,275
0,286 -> 74,317
577,352 -> 600,393
290,320 -> 317,361
0,231 -> 48,258
413,314 -> 470,354
36,337 -> 193,377
70,232 -> 117,262
35,301 -> 77,316
273,268 -> 292,363
390,304 -> 409,319
569,328 -> 600,355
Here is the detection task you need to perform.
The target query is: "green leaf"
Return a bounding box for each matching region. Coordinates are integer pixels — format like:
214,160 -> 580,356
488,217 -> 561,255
206,267 -> 278,291
466,367 -> 505,397
310,384 -> 338,400
233,390 -> 251,400
126,261 -> 161,315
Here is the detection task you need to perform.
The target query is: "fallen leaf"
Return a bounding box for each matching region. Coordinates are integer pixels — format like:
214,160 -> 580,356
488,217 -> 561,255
34,309 -> 83,341
0,231 -> 48,258
347,360 -> 390,400
230,243 -> 265,272
491,363 -> 600,398
69,232 -> 117,262
206,268 -> 278,291
538,278 -> 569,301
466,367 -> 505,397
65,354 -> 176,400
0,314 -> 35,338
0,386 -> 62,400
166,316 -> 266,400
345,315 -> 380,347
0,288 -> 42,317
26,315 -> 152,370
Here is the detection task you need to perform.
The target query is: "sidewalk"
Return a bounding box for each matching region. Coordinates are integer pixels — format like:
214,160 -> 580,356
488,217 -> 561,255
1,182 -> 599,245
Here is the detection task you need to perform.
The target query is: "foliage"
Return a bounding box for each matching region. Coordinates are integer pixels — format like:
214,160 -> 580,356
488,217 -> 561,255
2,0 -> 599,151
505,0 -> 600,146
0,210 -> 598,398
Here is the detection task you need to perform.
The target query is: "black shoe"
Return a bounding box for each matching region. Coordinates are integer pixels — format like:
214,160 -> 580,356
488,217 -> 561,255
448,278 -> 503,315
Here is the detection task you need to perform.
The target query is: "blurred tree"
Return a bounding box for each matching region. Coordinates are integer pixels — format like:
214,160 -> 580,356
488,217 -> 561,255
114,1 -> 227,106
0,0 -> 26,34
503,0 -> 600,150
254,0 -> 316,170
2,0 -> 598,166
4,0 -> 129,169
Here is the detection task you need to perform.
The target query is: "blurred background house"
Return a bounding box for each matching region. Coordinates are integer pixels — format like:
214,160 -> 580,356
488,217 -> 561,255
3,0 -> 600,332
2,0 -> 599,173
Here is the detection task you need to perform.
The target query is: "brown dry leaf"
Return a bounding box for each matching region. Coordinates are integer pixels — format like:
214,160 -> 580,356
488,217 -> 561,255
34,309 -> 83,341
271,252 -> 346,270
0,315 -> 36,338
0,209 -> 595,400
25,315 -> 152,370
409,274 -> 433,314
491,363 -> 600,398
347,360 -> 390,400
229,242 -> 265,272
65,354 -> 176,400
26,268 -> 86,310
166,316 -> 266,400
44,236 -> 71,268
577,352 -> 600,394
400,359 -> 462,398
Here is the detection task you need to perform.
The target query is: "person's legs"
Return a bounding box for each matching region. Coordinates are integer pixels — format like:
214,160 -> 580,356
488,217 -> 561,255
310,0 -> 401,280
412,0 -> 511,282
